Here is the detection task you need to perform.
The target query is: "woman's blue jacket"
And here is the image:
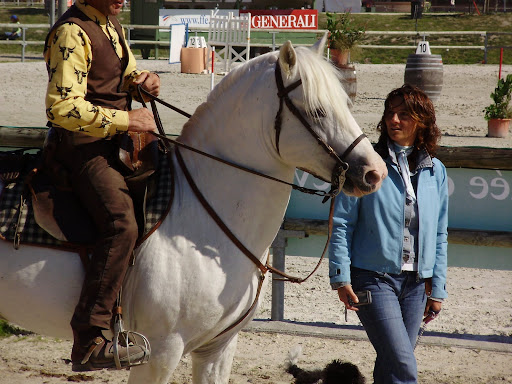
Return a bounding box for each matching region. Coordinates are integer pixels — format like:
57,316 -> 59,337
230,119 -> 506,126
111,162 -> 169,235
328,153 -> 449,299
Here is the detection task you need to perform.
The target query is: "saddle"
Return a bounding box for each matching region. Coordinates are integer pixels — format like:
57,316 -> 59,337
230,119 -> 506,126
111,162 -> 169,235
0,133 -> 174,254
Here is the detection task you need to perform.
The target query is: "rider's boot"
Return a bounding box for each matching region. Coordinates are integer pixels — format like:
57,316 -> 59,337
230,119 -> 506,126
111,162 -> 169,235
71,327 -> 149,371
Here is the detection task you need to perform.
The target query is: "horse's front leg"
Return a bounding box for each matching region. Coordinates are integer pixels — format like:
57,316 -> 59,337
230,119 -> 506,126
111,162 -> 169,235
127,335 -> 185,384
191,333 -> 239,384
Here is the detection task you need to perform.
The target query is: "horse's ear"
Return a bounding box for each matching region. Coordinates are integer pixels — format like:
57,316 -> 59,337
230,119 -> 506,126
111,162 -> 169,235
311,33 -> 327,56
278,40 -> 297,77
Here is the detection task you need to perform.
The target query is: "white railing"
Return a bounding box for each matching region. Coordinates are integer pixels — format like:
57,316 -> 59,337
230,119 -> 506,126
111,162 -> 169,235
0,23 -> 509,64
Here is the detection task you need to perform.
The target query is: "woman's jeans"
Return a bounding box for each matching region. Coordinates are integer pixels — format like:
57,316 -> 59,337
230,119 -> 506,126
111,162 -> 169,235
351,267 -> 426,384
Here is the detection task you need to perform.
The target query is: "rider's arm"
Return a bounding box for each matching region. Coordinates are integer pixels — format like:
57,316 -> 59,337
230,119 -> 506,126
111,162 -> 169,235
45,23 -> 129,137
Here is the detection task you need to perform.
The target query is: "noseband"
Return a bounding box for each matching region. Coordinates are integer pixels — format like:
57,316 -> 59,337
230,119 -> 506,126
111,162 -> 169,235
274,61 -> 367,199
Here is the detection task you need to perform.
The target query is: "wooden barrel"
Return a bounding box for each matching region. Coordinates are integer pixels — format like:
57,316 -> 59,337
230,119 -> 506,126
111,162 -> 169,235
404,54 -> 443,102
338,65 -> 357,104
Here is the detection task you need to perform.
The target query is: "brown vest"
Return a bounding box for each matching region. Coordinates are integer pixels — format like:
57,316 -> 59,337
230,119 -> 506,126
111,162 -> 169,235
45,5 -> 131,111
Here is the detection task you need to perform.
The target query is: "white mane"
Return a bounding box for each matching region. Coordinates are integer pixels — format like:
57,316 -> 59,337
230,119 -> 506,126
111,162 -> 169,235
292,46 -> 351,122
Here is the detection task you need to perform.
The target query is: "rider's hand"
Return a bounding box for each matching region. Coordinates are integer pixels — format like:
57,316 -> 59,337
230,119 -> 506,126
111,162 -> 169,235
337,284 -> 360,312
134,72 -> 160,99
127,108 -> 157,132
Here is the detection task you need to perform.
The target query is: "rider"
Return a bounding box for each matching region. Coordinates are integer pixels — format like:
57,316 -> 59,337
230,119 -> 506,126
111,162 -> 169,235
44,0 -> 159,371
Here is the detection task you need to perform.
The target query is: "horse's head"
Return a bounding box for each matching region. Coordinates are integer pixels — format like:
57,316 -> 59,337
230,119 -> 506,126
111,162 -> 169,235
271,37 -> 387,197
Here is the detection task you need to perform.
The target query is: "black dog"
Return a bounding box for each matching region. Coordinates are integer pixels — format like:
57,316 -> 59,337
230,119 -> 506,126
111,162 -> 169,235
285,346 -> 366,384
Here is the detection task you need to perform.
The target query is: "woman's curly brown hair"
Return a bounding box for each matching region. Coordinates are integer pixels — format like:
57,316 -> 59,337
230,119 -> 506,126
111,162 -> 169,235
376,84 -> 441,157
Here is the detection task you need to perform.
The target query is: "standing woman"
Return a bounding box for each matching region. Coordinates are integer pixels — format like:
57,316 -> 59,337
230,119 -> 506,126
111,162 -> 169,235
329,85 -> 448,384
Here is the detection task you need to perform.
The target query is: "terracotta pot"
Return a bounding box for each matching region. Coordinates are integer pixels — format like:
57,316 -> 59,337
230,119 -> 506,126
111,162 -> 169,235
330,48 -> 350,67
487,118 -> 510,138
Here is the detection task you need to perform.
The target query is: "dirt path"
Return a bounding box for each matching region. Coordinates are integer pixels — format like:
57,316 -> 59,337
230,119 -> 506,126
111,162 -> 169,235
0,259 -> 511,383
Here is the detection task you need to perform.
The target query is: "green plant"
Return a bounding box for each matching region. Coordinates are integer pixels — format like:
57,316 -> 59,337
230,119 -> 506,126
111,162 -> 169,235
325,12 -> 365,51
483,74 -> 512,120
0,319 -> 32,338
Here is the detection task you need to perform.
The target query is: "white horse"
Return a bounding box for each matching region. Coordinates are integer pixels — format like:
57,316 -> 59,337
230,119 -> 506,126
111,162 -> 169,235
0,39 -> 387,383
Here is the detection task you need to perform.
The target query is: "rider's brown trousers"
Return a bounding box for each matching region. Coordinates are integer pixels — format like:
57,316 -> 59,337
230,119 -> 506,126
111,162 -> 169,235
55,135 -> 138,332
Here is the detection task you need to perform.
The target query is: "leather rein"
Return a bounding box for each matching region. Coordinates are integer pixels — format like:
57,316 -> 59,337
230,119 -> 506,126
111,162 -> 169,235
136,61 -> 366,335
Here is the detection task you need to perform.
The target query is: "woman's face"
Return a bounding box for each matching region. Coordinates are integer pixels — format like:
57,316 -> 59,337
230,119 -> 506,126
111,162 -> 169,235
384,96 -> 418,147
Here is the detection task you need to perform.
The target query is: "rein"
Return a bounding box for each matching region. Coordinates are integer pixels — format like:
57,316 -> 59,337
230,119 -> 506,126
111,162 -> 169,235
138,87 -> 339,199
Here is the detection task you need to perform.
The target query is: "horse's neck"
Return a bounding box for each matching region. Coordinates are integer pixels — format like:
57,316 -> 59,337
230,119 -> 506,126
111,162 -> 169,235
176,95 -> 294,255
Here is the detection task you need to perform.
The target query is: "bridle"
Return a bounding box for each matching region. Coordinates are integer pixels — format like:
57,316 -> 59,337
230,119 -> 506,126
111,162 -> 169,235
273,60 -> 367,201
140,61 -> 367,201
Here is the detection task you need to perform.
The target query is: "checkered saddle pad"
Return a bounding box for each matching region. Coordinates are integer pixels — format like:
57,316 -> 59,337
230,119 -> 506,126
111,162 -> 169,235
0,149 -> 173,249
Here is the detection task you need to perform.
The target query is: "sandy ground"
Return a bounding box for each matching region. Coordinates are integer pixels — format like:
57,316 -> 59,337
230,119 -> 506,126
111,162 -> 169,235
0,259 -> 511,384
0,59 -> 511,383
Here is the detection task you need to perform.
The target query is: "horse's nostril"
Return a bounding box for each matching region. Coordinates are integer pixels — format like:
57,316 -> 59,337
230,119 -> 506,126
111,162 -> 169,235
365,170 -> 383,187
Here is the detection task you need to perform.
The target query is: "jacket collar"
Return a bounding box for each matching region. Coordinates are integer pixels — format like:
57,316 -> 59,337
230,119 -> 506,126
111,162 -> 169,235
385,140 -> 433,173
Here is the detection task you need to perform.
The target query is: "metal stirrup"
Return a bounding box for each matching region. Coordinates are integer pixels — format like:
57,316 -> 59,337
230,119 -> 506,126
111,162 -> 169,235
112,293 -> 151,369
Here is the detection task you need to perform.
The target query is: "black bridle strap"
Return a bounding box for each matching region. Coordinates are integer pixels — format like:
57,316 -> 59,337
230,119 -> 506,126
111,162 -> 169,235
137,85 -> 192,120
274,61 -> 346,166
273,61 -> 367,202
138,84 -> 345,198
341,132 -> 367,162
138,85 -> 329,196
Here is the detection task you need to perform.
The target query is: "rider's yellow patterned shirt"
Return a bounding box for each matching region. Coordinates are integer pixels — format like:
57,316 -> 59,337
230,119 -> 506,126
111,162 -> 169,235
44,0 -> 147,138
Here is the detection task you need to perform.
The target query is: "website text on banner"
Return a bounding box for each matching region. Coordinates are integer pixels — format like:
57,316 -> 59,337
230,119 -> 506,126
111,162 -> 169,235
159,9 -> 234,29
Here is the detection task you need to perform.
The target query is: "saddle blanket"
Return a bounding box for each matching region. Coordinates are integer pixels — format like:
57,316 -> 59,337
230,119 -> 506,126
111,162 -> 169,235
0,149 -> 173,249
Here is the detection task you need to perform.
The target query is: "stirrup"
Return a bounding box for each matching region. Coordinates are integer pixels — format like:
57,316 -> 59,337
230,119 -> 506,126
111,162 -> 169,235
112,313 -> 151,370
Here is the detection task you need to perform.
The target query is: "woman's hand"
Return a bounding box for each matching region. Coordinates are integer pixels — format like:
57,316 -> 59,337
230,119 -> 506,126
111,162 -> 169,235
423,298 -> 442,323
337,284 -> 360,311
424,278 -> 442,322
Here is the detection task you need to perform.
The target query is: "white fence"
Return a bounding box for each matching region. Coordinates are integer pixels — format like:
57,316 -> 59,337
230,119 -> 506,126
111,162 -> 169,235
0,23 -> 509,64
207,11 -> 251,72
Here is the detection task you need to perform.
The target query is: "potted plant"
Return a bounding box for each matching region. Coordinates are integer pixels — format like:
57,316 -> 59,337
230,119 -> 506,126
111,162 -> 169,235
325,12 -> 366,66
483,74 -> 512,138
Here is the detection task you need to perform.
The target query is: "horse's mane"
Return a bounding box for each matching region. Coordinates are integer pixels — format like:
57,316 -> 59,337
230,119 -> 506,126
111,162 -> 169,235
185,45 -> 351,132
292,46 -> 351,127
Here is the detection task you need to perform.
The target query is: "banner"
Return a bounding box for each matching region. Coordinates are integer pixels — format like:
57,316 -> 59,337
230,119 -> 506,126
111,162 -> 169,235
284,168 -> 512,269
287,168 -> 512,231
159,9 -> 234,29
241,9 -> 318,30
